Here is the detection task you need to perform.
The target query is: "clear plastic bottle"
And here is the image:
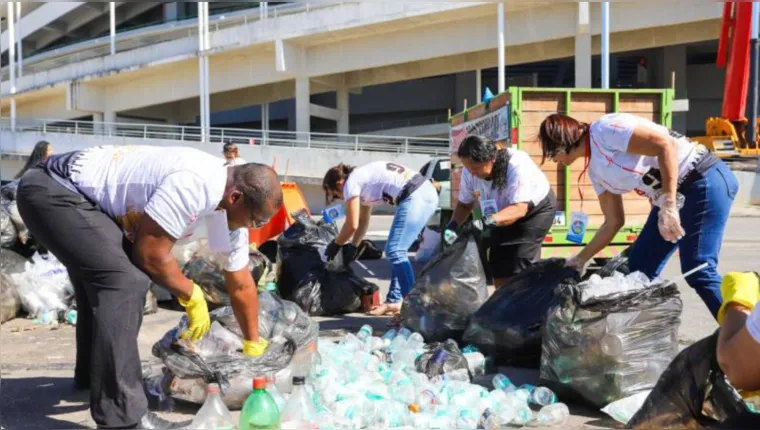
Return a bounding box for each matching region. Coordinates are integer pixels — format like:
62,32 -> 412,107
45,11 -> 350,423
532,403 -> 570,426
265,373 -> 287,411
356,324 -> 373,341
455,408 -> 479,429
530,386 -> 557,406
431,369 -> 470,384
239,377 -> 281,430
463,352 -> 486,376
280,376 -> 318,429
492,374 -> 516,392
389,328 -> 412,352
381,328 -> 398,348
418,389 -> 438,412
190,383 -> 235,429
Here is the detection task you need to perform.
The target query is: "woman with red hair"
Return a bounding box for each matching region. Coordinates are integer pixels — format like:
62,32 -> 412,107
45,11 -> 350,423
538,112 -> 738,319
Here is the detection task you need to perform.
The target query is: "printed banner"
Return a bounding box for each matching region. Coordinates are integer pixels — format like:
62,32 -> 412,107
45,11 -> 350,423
450,103 -> 511,154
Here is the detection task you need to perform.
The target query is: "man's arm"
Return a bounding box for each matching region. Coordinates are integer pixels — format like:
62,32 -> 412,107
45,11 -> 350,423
224,268 -> 259,342
132,215 -> 194,300
352,205 -> 372,246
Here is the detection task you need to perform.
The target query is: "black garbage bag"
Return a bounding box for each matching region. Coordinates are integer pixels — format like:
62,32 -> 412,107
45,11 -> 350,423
462,259 -> 579,367
627,331 -> 751,429
540,267 -> 682,408
357,239 -> 383,260
415,339 -> 471,381
0,180 -> 18,201
277,211 -> 379,316
152,292 -> 318,407
183,248 -> 274,306
401,227 -> 489,343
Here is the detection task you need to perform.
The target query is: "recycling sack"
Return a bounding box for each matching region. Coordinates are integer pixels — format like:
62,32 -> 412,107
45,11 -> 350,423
10,252 -> 74,319
462,259 -> 579,367
0,273 -> 20,323
152,291 -> 318,409
540,265 -> 682,408
0,204 -> 18,249
627,331 -> 752,429
401,227 -> 489,342
277,211 -> 379,316
415,339 -> 471,381
183,247 -> 274,306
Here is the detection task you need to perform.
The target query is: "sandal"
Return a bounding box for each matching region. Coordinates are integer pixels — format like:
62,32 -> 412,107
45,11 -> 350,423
367,302 -> 402,316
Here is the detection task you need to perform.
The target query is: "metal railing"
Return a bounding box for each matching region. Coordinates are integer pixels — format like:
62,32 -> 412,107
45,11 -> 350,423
1,2 -> 337,80
0,118 -> 450,156
351,114 -> 450,134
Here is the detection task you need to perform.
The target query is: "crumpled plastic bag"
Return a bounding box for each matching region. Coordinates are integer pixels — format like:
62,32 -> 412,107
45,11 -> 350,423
10,252 -> 74,318
627,331 -> 751,429
0,204 -> 18,249
401,226 -> 489,343
540,260 -> 682,408
0,273 -> 21,323
414,227 -> 441,266
277,211 -> 379,316
415,339 -> 471,381
152,291 -> 318,409
183,246 -> 274,306
462,258 -> 579,367
600,390 -> 651,424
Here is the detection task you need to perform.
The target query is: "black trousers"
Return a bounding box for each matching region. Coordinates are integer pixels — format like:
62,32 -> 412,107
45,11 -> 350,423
16,168 -> 149,428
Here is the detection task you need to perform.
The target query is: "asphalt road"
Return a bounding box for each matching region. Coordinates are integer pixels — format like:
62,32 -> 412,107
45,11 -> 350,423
1,216 -> 758,429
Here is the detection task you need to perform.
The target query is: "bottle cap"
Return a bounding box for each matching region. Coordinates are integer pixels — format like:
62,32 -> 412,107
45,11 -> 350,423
408,404 -> 420,413
292,376 -> 306,385
206,383 -> 220,394
253,376 -> 267,390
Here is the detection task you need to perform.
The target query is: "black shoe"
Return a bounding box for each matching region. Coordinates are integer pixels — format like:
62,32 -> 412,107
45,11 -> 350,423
135,412 -> 191,429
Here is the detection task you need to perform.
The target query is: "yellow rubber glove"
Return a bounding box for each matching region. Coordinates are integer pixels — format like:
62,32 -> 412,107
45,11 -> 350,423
717,272 -> 760,325
178,283 -> 211,341
243,338 -> 269,357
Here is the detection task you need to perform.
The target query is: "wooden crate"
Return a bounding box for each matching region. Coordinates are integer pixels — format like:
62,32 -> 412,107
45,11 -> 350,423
449,88 -> 669,229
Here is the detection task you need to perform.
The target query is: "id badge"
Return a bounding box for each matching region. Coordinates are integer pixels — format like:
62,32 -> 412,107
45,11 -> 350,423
206,210 -> 232,254
566,211 -> 588,245
480,199 -> 498,218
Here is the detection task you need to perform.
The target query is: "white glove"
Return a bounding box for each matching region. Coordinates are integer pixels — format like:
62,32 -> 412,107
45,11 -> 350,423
565,256 -> 588,274
657,202 -> 685,244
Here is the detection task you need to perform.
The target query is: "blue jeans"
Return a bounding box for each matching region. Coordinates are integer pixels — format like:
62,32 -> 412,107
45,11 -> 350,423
628,161 -> 739,318
385,181 -> 439,304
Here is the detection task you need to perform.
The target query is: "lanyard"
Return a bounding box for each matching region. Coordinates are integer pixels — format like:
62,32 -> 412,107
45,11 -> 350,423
577,130 -> 592,212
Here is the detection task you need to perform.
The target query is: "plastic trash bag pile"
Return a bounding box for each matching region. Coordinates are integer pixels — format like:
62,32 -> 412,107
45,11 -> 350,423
463,259 -> 579,367
183,247 -> 273,306
151,291 -> 318,409
540,264 -> 682,408
0,182 -> 41,258
8,251 -> 75,321
401,226 -> 489,342
276,211 -> 379,316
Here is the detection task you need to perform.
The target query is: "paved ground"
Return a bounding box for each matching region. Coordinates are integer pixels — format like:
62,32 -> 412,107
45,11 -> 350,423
1,216 -> 759,429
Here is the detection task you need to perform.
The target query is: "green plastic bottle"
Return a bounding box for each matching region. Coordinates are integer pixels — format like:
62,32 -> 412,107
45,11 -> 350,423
239,376 -> 281,430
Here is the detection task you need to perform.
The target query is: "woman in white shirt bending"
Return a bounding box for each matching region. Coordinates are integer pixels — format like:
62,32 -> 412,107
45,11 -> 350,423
539,113 -> 738,319
445,135 -> 556,287
322,161 -> 439,316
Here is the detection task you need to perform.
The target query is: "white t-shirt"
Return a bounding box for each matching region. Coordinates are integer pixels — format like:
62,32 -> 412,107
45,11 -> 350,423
69,145 -> 250,272
587,113 -> 708,198
747,304 -> 760,344
458,148 -> 551,210
343,161 -> 418,207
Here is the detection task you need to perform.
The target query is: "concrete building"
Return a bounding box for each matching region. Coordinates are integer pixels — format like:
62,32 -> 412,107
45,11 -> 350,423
0,1 -> 749,209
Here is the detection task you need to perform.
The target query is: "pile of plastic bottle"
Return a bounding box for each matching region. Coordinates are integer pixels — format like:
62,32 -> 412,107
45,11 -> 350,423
189,324 -> 570,429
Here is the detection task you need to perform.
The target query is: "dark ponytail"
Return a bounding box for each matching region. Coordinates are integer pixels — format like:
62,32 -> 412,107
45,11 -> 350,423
457,135 -> 510,191
322,163 -> 356,204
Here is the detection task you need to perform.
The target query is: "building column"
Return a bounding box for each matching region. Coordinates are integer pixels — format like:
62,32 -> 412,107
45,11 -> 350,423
476,69 -> 482,104
295,76 -> 310,134
660,45 -> 687,132
575,2 -> 592,88
337,87 -> 349,135
104,110 -> 116,135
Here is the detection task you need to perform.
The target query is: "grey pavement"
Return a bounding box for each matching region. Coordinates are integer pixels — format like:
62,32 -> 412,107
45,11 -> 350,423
1,216 -> 759,429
